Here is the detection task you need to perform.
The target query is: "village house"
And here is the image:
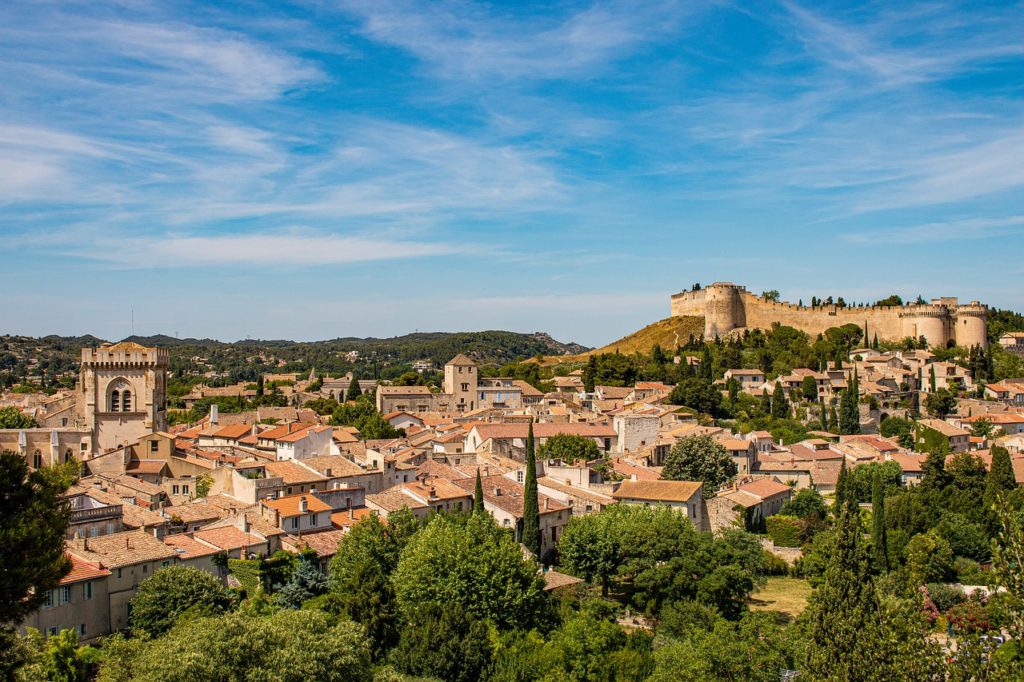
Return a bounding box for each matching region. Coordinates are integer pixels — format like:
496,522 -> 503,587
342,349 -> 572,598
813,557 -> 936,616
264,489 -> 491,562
611,480 -> 704,530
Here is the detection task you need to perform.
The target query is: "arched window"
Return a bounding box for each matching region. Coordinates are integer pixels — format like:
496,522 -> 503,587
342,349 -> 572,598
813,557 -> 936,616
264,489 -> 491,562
110,390 -> 120,412
122,390 -> 132,412
64,449 -> 73,463
33,450 -> 42,469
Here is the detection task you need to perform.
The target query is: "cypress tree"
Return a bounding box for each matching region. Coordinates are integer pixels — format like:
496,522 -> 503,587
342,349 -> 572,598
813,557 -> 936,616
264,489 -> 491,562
873,333 -> 879,350
863,321 -> 868,347
819,400 -> 828,431
698,346 -> 714,381
988,446 -> 1017,492
871,469 -> 888,572
583,356 -> 597,393
521,421 -> 541,558
771,382 -> 789,419
256,375 -> 265,397
760,390 -> 772,417
473,469 -> 485,515
829,403 -> 839,434
834,459 -> 850,512
929,366 -> 937,393
346,376 -> 362,402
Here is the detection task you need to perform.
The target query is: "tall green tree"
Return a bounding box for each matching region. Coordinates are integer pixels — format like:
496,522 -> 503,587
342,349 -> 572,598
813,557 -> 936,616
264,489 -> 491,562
521,421 -> 541,557
583,356 -> 597,393
390,602 -> 492,682
473,469 -> 484,515
771,382 -> 789,418
129,565 -> 232,636
0,451 -> 76,640
839,372 -> 861,435
345,376 -> 361,402
662,434 -> 736,498
871,469 -> 889,573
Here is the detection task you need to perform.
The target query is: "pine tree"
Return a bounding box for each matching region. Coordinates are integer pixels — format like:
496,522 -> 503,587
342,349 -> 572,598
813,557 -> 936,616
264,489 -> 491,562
521,421 -> 541,558
871,469 -> 888,573
473,469 -> 484,515
771,382 -> 789,419
346,376 -> 362,402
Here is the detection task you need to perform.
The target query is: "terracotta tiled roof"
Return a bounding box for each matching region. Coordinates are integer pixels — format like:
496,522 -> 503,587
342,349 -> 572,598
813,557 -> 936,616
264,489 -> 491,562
277,425 -> 331,443
163,502 -> 226,524
212,424 -> 252,439
68,530 -> 179,568
735,478 -> 792,500
299,455 -> 368,478
283,528 -> 347,557
331,507 -> 376,529
124,460 -> 168,475
612,479 -> 702,503
263,460 -> 327,485
452,475 -> 568,516
543,569 -> 584,591
367,489 -> 428,512
262,494 -> 332,517
60,553 -> 111,584
163,533 -> 221,559
193,526 -> 266,552
447,353 -> 476,366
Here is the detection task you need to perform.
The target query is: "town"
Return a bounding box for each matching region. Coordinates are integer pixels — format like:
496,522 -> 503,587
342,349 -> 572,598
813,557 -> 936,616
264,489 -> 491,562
3,283 -> 1024,679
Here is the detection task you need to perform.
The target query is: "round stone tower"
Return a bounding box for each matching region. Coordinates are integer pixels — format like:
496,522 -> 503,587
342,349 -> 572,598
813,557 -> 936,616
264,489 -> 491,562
955,302 -> 988,349
703,282 -> 746,339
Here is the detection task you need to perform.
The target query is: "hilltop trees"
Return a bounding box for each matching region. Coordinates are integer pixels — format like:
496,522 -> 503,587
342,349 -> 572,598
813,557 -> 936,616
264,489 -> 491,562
662,434 -> 736,497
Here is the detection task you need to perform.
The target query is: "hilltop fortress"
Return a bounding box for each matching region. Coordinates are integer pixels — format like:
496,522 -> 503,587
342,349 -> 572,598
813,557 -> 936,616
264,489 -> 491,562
671,282 -> 988,349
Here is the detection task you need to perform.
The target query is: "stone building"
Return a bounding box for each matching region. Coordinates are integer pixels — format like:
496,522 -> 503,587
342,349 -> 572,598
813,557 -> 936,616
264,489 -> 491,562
671,282 -> 988,349
79,341 -> 169,453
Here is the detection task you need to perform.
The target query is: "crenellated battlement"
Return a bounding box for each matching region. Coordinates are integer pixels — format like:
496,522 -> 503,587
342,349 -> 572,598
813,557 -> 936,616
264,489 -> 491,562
670,282 -> 988,348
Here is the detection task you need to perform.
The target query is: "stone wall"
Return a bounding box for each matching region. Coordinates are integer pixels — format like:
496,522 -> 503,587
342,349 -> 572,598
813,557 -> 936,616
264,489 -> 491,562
670,283 -> 987,348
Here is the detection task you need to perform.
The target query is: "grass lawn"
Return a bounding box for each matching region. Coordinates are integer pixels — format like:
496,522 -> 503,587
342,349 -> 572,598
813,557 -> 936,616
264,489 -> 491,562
749,577 -> 813,624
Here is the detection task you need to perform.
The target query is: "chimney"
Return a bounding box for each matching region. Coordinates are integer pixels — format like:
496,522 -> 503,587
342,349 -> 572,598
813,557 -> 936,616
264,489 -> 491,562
325,468 -> 332,477
243,517 -> 250,533
543,498 -> 549,511
83,536 -> 89,551
210,404 -> 219,425
348,507 -> 354,520
299,497 -> 308,513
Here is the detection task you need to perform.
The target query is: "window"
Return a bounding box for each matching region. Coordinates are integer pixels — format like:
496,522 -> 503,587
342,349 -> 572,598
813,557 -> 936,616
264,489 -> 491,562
162,561 -> 170,568
59,586 -> 71,604
48,627 -> 58,637
172,485 -> 179,495
64,449 -> 73,463
291,517 -> 299,530
43,590 -> 53,608
142,564 -> 148,574
110,390 -> 120,412
150,441 -> 159,454
117,568 -> 122,578
79,624 -> 86,637
308,513 -> 316,526
461,383 -> 469,391
182,485 -> 189,495
62,417 -> 68,427
503,518 -> 510,526
516,471 -> 524,483
33,451 -> 42,469
84,581 -> 92,600
122,390 -> 132,412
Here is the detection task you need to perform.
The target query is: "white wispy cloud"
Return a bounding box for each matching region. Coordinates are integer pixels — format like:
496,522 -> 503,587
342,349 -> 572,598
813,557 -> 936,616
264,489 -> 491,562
337,0 -> 699,80
842,215 -> 1024,245
58,230 -> 469,268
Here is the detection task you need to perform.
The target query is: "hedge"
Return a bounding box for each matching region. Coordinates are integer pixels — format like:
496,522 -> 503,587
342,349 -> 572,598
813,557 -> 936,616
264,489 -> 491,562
766,515 -> 804,548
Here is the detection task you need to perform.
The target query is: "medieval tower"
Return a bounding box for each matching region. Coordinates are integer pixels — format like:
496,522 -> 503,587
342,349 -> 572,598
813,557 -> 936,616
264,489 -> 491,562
670,282 -> 988,349
78,341 -> 169,452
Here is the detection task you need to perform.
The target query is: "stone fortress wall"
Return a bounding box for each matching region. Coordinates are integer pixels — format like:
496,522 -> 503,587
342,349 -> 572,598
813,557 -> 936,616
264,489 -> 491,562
670,282 -> 988,349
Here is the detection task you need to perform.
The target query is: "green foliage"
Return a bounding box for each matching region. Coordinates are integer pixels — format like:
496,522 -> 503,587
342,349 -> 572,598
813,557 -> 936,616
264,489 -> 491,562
97,608 -> 371,682
905,531 -> 955,586
650,611 -> 791,682
0,406 -> 36,428
846,460 -> 903,503
667,377 -> 722,416
872,469 -> 889,572
779,488 -> 827,521
536,433 -> 602,463
924,388 -> 958,417
330,395 -> 401,440
129,565 -> 233,636
770,382 -> 790,418
766,515 -> 803,548
13,627 -> 97,682
195,474 -> 212,498
346,376 -> 362,401
661,434 -> 736,498
390,602 -> 491,682
473,469 -> 484,515
392,513 -> 548,631
0,451 -> 76,626
522,422 -> 541,558
558,505 -> 764,617
800,375 -> 818,402
879,416 -> 915,448
277,553 -> 329,609
838,371 -> 860,435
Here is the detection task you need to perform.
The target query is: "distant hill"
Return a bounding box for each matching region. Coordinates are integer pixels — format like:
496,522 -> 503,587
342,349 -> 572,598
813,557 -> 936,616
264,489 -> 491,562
552,316 -> 704,363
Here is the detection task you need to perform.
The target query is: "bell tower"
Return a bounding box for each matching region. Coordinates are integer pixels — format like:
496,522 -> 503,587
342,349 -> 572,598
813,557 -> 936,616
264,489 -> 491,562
79,341 -> 169,452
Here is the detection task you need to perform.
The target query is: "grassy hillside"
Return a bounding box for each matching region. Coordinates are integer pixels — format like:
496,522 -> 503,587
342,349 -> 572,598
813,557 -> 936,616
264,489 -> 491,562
554,316 -> 704,363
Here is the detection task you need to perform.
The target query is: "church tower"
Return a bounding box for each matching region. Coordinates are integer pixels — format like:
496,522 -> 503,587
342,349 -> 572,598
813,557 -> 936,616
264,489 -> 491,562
79,341 -> 169,452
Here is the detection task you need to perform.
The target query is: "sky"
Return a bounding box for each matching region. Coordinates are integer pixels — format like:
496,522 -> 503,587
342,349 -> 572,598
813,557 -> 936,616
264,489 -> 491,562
0,0 -> 1021,347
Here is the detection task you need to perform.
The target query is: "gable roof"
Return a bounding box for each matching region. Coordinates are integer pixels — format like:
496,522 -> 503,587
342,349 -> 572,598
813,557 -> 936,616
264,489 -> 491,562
612,479 -> 702,502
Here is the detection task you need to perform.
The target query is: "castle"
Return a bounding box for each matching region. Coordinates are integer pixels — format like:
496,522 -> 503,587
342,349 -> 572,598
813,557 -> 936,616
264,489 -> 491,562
670,282 -> 988,349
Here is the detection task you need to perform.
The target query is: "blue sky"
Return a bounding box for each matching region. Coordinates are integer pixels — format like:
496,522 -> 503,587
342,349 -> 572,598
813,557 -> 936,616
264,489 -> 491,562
1,0 -> 1021,347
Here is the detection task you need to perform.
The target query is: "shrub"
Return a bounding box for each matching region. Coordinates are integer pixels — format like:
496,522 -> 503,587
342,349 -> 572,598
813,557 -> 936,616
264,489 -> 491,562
765,515 -> 803,548
762,550 -> 789,576
925,583 -> 965,613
